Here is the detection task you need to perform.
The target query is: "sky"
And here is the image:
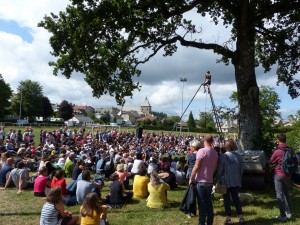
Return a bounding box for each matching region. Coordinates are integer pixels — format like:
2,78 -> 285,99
0,0 -> 299,120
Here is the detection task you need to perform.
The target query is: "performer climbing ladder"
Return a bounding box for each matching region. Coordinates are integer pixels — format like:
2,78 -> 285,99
171,71 -> 224,142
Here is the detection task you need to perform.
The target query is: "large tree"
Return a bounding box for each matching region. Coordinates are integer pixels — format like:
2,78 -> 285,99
231,85 -> 281,150
0,74 -> 12,119
10,80 -> 44,120
42,96 -> 54,119
39,0 -> 300,149
58,100 -> 73,121
187,111 -> 196,129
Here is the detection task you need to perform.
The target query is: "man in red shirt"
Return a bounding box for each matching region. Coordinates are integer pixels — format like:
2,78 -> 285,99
270,133 -> 292,222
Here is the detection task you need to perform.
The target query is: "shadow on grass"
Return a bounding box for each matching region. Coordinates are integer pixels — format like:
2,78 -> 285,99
129,199 -> 141,205
239,217 -> 296,225
0,212 -> 41,216
167,201 -> 181,208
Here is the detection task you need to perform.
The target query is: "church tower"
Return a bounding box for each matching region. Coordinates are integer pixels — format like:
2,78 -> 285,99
140,97 -> 151,114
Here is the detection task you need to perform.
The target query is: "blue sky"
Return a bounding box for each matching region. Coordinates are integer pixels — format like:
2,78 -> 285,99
0,1 -> 299,120
0,20 -> 33,42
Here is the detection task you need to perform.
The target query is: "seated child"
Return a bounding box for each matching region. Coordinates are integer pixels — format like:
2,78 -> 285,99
51,169 -> 68,195
34,166 -> 51,197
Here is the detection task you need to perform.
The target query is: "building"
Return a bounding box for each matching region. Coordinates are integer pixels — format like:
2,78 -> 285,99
73,105 -> 95,116
94,107 -> 119,119
219,119 -> 238,133
122,97 -> 152,115
68,115 -> 94,127
51,103 -> 59,112
140,97 -> 152,114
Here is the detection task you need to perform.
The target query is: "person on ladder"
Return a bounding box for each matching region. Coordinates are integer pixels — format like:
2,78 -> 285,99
203,71 -> 212,93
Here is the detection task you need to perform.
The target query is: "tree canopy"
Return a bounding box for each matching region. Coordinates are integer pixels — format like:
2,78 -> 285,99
199,111 -> 216,133
287,120 -> 300,151
187,111 -> 196,129
0,74 -> 12,119
10,80 -> 44,119
58,100 -> 74,121
39,0 -> 300,149
42,96 -> 54,119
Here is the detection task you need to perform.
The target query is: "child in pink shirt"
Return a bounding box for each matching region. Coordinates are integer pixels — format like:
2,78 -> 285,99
34,166 -> 50,197
116,164 -> 131,183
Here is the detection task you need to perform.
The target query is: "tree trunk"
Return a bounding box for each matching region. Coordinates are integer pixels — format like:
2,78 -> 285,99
234,0 -> 261,150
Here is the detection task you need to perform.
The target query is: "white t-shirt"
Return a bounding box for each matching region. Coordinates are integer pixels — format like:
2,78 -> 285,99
131,159 -> 143,174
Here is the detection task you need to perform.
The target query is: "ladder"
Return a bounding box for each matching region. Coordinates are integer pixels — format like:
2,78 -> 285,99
207,85 -> 224,141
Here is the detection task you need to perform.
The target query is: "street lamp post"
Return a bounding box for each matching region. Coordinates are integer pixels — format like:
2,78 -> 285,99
180,77 -> 187,135
19,87 -> 23,122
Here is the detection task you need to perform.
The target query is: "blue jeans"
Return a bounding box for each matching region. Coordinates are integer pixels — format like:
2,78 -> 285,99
66,180 -> 77,196
186,168 -> 192,180
223,187 -> 243,216
196,182 -> 214,225
274,175 -> 292,217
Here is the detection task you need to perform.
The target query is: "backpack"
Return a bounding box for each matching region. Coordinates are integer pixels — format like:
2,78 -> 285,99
280,148 -> 298,174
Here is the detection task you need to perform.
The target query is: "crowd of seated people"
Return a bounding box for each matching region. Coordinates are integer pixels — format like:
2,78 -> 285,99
0,125 -> 229,224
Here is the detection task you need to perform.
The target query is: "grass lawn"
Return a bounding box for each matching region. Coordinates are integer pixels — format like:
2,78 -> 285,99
0,179 -> 299,225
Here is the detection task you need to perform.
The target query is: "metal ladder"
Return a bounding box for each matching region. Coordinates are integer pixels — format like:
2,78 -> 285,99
207,85 -> 224,141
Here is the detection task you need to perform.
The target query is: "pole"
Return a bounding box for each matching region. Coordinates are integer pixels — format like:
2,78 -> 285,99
180,77 -> 187,135
19,87 -> 23,124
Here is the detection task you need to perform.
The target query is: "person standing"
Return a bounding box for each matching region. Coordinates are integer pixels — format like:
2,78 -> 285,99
270,133 -> 293,222
186,140 -> 201,180
217,139 -> 245,224
189,135 -> 218,225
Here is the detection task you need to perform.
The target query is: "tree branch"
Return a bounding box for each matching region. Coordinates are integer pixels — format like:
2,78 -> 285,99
254,1 -> 300,23
175,35 -> 234,59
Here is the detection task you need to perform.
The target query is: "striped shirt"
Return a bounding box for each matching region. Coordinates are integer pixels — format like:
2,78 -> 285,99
40,202 -> 59,225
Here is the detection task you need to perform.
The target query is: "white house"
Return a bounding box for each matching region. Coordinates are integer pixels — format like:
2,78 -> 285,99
219,119 -> 238,133
68,116 -> 94,127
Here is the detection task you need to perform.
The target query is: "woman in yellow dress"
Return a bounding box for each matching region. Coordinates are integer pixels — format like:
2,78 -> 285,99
147,171 -> 170,208
80,192 -> 109,225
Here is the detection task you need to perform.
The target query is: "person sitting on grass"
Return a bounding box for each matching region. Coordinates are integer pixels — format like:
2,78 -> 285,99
80,192 -> 109,225
76,170 -> 102,205
133,166 -> 150,199
38,155 -> 57,177
40,187 -> 79,225
0,158 -> 14,187
64,153 -> 76,178
51,169 -> 68,196
34,166 -> 51,197
158,162 -> 177,190
0,152 -> 9,169
0,161 -> 34,193
116,163 -> 131,189
146,171 -> 170,209
72,158 -> 85,181
106,172 -> 133,207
